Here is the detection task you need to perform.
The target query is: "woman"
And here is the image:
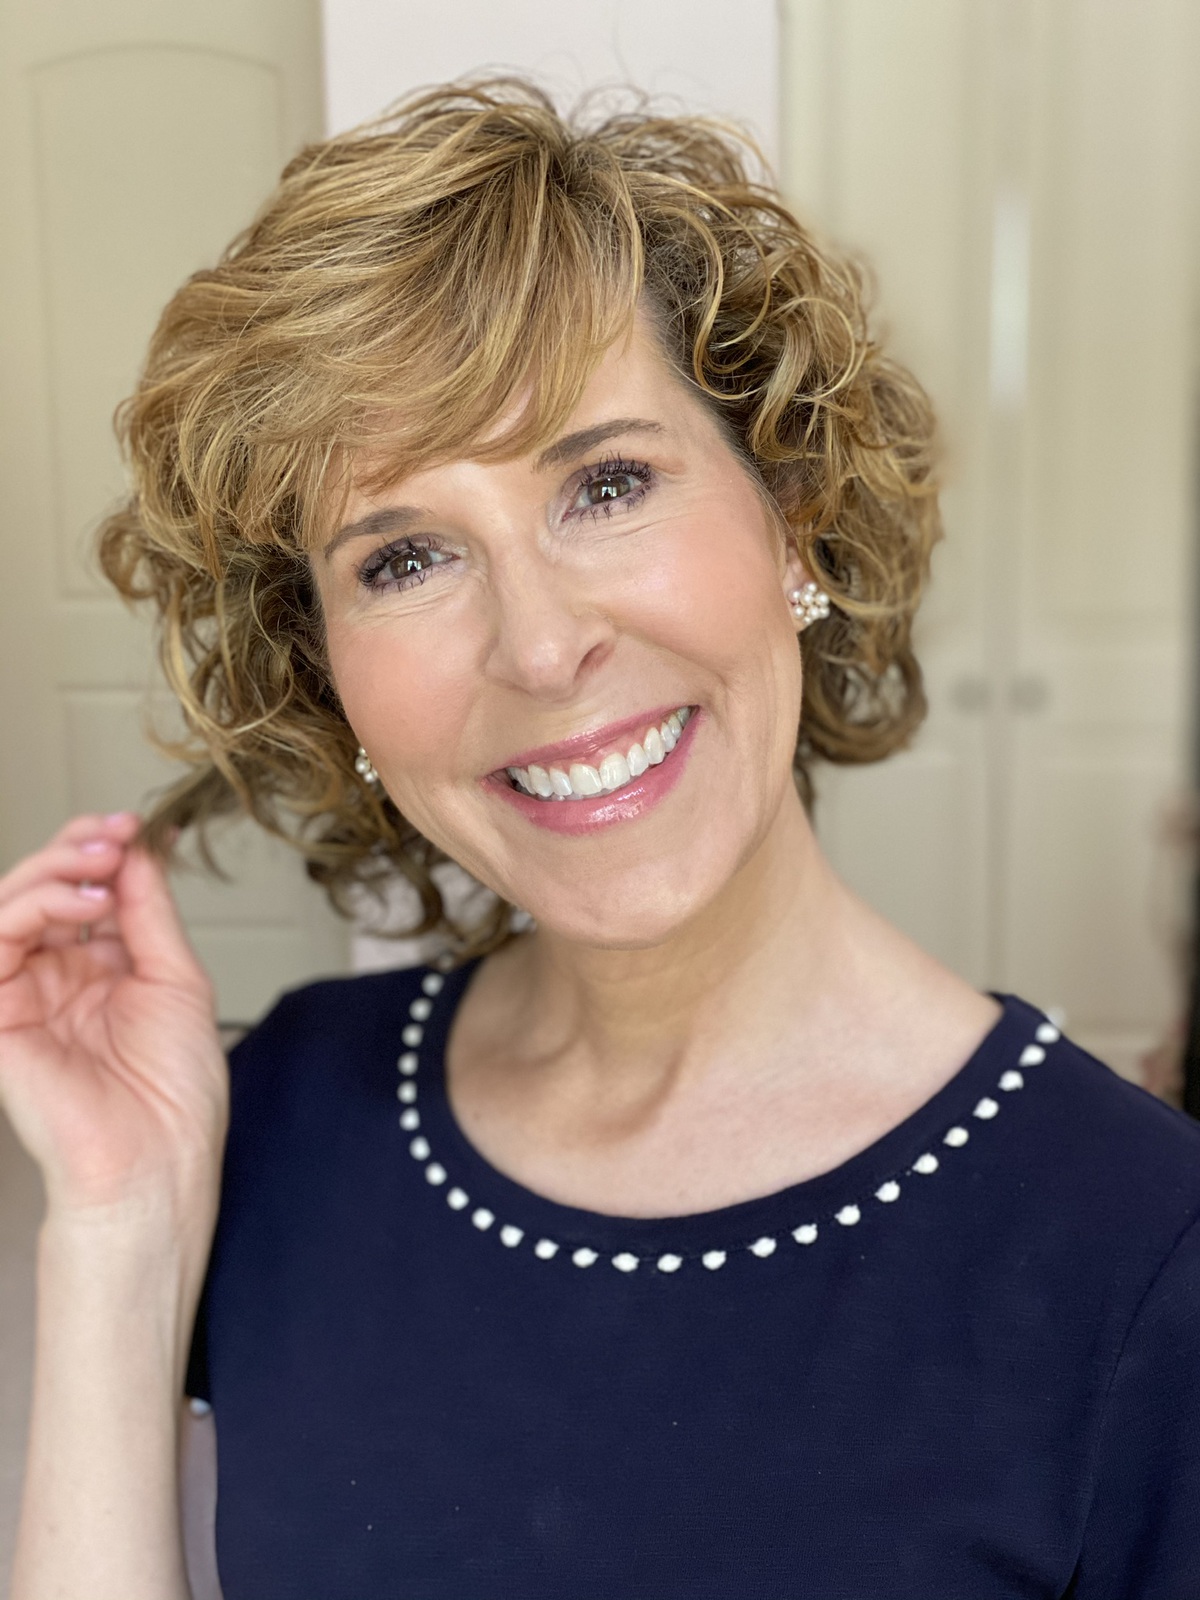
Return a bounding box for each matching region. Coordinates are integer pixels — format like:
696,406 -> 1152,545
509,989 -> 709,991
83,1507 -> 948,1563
4,80 -> 1199,1600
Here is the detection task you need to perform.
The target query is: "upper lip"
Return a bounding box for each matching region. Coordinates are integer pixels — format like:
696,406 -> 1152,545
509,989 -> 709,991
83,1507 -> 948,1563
492,703 -> 692,774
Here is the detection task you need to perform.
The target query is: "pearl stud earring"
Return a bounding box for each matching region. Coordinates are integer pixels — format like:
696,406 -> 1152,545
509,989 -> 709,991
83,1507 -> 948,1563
788,581 -> 832,630
354,745 -> 381,786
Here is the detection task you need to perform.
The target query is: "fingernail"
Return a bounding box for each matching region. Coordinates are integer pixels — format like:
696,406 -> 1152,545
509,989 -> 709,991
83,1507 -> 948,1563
80,839 -> 111,854
105,811 -> 135,824
78,884 -> 110,900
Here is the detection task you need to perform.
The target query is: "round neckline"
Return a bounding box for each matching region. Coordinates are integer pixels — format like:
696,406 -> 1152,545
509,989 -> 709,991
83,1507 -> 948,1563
399,961 -> 1054,1264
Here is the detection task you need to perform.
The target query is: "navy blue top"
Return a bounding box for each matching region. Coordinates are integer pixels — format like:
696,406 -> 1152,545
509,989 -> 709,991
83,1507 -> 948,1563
188,961 -> 1200,1598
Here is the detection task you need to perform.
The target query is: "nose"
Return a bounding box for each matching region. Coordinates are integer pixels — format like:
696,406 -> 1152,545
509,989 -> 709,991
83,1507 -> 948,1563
482,549 -> 616,702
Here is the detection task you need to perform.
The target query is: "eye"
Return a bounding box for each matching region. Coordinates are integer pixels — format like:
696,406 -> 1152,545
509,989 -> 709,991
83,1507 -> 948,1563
358,536 -> 452,592
567,457 -> 653,521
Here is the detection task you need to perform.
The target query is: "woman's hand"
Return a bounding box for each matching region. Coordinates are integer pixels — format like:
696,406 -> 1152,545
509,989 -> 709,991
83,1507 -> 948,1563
0,811 -> 228,1225
4,813 -> 229,1599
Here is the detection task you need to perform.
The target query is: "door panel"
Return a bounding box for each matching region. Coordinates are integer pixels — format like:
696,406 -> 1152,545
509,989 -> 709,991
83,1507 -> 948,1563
0,0 -> 349,1024
33,47 -> 283,596
781,0 -> 1197,1075
1003,0 -> 1197,1061
781,0 -> 995,987
817,738 -> 990,975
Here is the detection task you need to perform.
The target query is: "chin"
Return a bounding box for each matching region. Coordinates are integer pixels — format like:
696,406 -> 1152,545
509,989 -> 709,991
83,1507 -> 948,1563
513,850 -> 742,951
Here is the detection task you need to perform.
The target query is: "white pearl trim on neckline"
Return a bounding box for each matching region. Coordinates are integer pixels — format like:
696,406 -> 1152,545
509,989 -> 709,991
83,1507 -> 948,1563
396,974 -> 1062,1276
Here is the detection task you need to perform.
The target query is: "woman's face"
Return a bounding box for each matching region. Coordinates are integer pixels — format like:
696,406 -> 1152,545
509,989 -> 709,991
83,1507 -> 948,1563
314,318 -> 809,949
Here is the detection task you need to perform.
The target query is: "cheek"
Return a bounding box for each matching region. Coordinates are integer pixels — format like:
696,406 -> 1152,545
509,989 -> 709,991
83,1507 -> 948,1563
325,618 -> 475,786
623,501 -> 796,687
640,505 -> 806,786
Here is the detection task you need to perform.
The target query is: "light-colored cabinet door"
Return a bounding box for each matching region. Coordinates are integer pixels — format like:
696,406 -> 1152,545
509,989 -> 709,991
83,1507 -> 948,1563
1001,0 -> 1199,1075
780,0 -> 996,988
780,0 -> 1197,1076
0,0 -> 350,1024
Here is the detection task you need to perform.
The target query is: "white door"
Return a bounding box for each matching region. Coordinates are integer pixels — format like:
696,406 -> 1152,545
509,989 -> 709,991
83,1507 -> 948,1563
1000,0 -> 1198,1076
780,0 -> 1197,1078
0,0 -> 350,1024
781,0 -> 996,989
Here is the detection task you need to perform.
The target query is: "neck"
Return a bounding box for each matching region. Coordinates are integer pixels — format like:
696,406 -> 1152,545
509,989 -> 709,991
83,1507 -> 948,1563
449,779 -> 999,1217
499,784 -> 853,1091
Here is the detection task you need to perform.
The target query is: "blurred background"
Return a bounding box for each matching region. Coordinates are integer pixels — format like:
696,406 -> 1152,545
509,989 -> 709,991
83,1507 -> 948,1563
1,0 -> 1198,1570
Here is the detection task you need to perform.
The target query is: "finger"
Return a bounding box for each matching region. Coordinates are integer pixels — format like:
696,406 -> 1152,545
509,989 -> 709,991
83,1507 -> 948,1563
111,844 -> 210,993
47,811 -> 142,850
0,837 -> 128,909
0,880 -> 114,983
0,814 -> 141,904
38,907 -> 125,949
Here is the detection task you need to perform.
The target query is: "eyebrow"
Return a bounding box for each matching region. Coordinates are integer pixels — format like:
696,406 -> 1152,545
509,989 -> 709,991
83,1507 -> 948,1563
533,416 -> 665,472
323,417 -> 665,561
323,504 -> 426,563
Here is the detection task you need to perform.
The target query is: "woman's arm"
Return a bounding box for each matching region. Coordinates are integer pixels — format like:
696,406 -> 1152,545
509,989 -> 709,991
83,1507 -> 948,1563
0,813 -> 229,1600
14,1205 -> 215,1599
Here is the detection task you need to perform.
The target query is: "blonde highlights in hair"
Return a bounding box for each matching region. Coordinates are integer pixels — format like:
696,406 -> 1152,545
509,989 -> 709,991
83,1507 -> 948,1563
98,78 -> 941,959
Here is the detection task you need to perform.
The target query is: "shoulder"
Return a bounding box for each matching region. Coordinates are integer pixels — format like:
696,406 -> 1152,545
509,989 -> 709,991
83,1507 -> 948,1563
236,963 -> 429,1052
1074,1206 -> 1200,1593
996,995 -> 1200,1266
224,963 -> 435,1119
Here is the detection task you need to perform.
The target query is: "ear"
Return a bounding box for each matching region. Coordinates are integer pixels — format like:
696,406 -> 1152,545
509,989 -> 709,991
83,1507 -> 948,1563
783,545 -> 812,597
768,500 -> 822,622
780,530 -> 816,614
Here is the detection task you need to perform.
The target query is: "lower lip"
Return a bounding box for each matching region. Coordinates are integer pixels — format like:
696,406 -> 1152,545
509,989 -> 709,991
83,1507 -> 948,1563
485,713 -> 701,835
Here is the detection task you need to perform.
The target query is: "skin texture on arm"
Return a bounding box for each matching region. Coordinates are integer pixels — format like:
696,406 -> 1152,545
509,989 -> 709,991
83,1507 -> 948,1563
15,1211 -> 210,1600
0,812 -> 228,1600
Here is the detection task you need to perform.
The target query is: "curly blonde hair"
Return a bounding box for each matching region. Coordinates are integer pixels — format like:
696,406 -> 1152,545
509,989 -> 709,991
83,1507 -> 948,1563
98,77 -> 941,960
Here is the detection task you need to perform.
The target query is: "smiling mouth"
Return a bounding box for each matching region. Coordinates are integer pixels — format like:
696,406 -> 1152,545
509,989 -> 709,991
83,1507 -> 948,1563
503,707 -> 694,801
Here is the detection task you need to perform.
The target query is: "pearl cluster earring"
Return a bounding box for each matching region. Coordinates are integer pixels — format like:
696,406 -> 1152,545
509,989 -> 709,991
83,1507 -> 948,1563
355,745 -> 381,787
788,581 -> 832,631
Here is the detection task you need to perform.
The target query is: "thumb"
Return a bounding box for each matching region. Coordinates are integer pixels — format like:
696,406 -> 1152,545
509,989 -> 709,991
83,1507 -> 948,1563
112,842 -> 209,992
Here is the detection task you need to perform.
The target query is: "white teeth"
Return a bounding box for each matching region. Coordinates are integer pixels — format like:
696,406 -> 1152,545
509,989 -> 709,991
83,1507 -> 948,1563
507,707 -> 692,800
569,762 -> 604,797
599,752 -> 631,792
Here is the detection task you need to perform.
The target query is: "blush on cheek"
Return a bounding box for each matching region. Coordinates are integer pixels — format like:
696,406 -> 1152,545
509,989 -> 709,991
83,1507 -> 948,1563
325,624 -> 477,804
627,502 -> 787,671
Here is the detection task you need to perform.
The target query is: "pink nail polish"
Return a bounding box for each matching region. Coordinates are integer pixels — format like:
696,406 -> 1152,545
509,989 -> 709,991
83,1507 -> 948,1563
78,884 -> 109,900
80,839 -> 110,854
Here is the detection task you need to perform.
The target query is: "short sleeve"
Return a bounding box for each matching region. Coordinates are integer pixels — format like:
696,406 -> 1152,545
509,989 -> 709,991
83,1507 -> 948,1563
1071,1211 -> 1200,1597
